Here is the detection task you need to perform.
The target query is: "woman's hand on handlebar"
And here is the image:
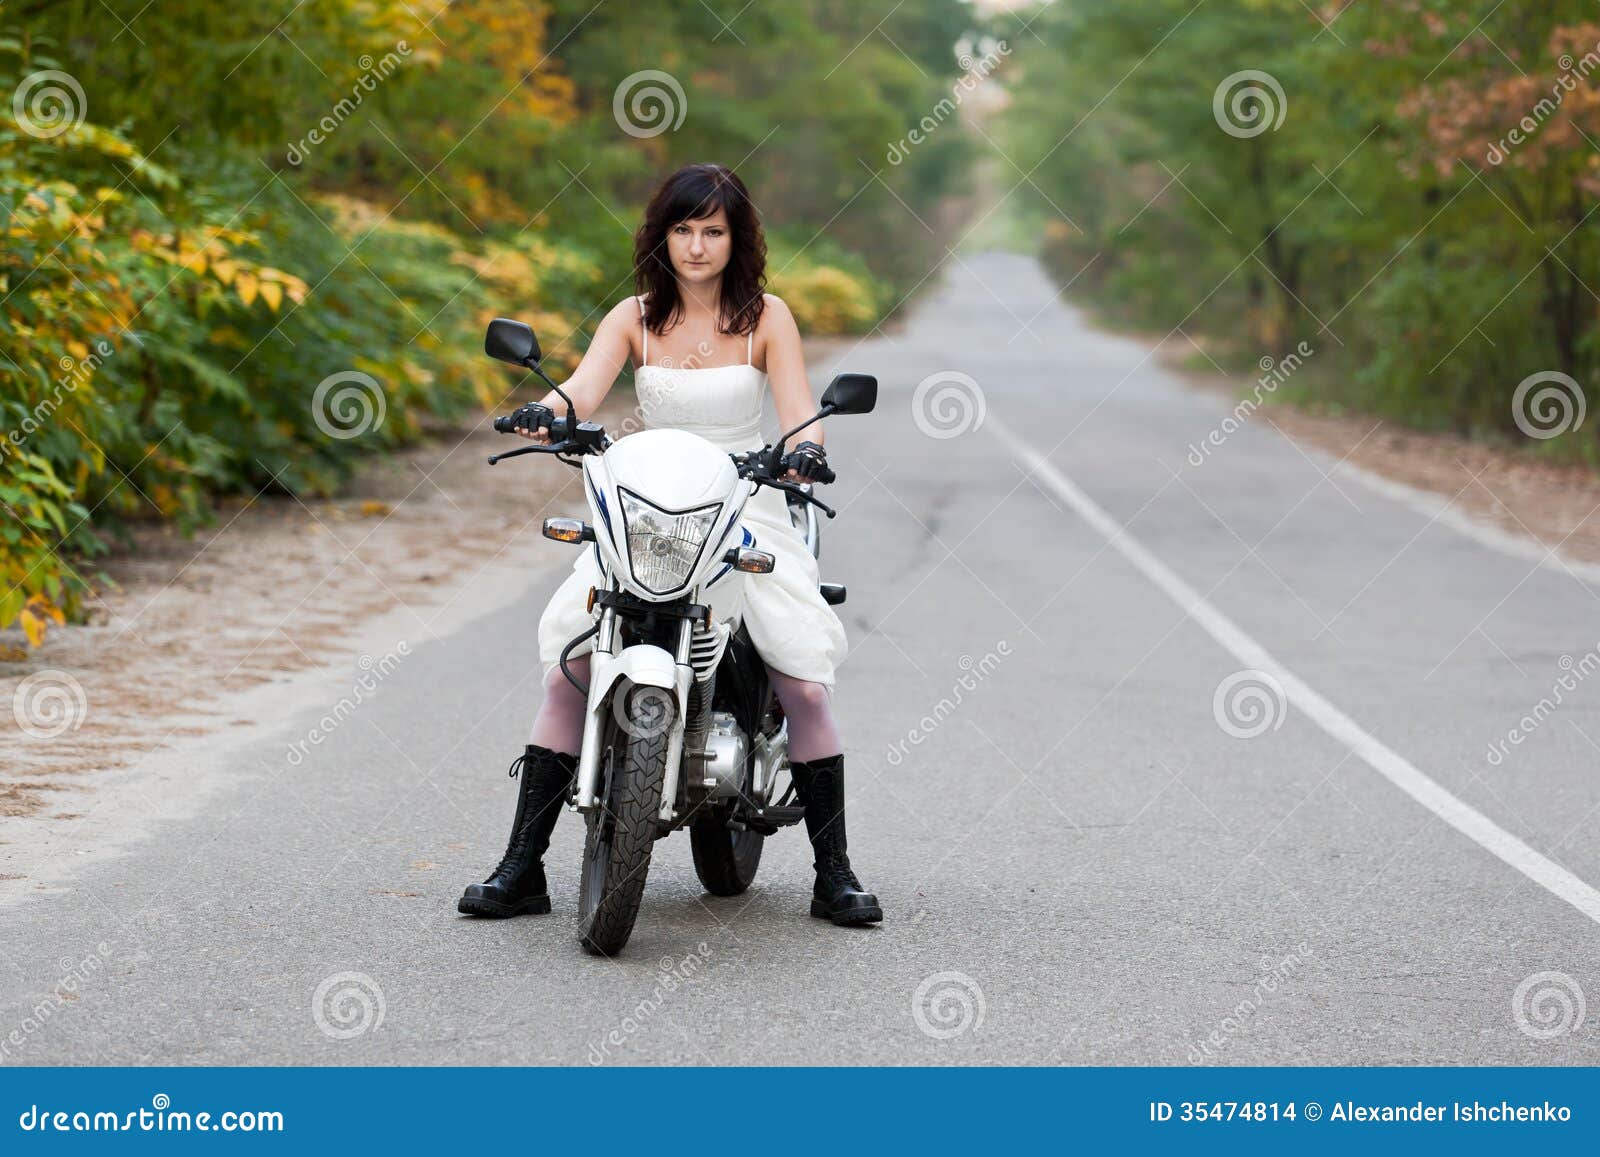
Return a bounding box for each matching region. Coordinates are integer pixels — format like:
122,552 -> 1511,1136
781,440 -> 834,484
497,401 -> 554,443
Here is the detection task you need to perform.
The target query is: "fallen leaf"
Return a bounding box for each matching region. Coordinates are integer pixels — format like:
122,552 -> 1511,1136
359,500 -> 391,517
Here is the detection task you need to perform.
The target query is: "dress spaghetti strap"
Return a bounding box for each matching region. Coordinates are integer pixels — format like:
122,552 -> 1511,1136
746,327 -> 753,366
637,295 -> 649,367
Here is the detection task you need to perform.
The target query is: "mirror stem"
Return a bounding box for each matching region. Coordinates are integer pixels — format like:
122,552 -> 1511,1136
528,359 -> 578,427
767,403 -> 835,473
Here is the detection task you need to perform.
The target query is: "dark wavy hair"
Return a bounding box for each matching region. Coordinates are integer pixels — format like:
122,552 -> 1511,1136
634,163 -> 767,339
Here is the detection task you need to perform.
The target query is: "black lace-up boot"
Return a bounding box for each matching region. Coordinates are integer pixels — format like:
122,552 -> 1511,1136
458,744 -> 577,918
789,753 -> 882,925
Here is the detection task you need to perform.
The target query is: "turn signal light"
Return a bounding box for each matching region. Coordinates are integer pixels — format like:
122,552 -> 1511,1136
724,547 -> 775,574
543,517 -> 593,544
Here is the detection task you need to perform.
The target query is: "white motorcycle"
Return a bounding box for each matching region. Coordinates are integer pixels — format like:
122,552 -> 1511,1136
484,318 -> 876,956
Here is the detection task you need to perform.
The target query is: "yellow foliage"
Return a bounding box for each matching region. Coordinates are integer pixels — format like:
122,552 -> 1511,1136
18,594 -> 66,649
770,264 -> 878,334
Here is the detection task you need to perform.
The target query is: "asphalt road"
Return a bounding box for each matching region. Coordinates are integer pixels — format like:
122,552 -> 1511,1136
4,252 -> 1599,1065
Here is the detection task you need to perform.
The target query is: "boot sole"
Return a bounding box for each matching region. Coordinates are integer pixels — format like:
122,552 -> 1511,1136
811,898 -> 883,925
457,894 -> 552,918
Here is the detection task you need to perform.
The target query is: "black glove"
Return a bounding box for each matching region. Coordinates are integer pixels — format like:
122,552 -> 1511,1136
782,440 -> 833,483
510,401 -> 555,434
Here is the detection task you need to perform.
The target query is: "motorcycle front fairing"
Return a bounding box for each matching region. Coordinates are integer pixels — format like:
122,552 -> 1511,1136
572,428 -> 762,820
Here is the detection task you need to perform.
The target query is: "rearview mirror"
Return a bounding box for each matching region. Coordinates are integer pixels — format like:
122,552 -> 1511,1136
485,318 -> 540,366
822,372 -> 876,415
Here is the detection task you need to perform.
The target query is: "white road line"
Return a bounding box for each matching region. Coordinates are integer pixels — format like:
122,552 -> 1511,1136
990,414 -> 1600,928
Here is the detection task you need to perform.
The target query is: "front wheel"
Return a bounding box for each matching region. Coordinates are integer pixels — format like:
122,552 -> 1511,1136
689,815 -> 764,896
578,690 -> 675,956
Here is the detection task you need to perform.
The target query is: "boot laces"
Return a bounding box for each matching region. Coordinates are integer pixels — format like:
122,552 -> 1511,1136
821,855 -> 863,893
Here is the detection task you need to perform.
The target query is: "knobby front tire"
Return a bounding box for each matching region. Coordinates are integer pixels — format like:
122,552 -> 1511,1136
578,702 -> 674,957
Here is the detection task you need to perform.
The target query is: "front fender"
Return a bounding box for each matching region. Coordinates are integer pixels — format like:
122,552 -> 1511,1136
574,644 -> 693,817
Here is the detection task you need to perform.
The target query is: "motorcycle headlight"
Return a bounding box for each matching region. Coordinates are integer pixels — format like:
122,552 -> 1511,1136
617,487 -> 721,595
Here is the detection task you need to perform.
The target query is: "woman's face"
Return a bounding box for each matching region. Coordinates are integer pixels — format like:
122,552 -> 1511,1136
666,207 -> 732,287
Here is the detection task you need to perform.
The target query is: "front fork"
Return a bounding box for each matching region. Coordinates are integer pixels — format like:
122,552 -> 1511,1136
572,599 -> 696,824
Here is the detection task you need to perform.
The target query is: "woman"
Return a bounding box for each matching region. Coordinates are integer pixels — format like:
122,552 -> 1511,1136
458,163 -> 881,927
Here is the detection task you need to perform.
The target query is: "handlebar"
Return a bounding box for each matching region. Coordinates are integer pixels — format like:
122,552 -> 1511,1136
489,411 -> 838,517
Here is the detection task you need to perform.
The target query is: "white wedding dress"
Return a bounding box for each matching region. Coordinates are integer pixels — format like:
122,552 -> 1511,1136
536,297 -> 848,687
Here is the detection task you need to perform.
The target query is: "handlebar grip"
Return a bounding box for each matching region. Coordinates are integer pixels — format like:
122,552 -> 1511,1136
494,402 -> 556,436
809,462 -> 836,485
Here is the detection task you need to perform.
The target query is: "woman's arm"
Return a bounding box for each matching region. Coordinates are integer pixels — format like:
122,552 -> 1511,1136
513,297 -> 637,440
761,295 -> 825,466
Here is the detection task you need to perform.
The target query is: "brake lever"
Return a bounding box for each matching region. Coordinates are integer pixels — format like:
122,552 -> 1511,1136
765,478 -> 837,518
487,440 -> 580,465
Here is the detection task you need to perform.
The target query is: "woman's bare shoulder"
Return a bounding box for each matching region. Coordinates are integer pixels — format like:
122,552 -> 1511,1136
758,292 -> 797,332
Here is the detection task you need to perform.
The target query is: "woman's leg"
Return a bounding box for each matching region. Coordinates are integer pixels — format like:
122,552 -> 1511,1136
458,654 -> 590,917
767,667 -> 841,763
766,665 -> 881,925
528,655 -> 591,755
